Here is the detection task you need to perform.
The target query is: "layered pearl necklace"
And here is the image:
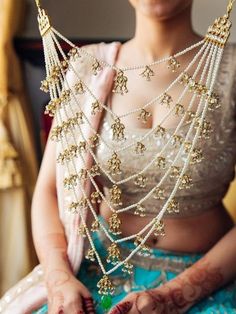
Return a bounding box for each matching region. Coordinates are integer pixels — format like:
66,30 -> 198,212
35,0 -> 235,310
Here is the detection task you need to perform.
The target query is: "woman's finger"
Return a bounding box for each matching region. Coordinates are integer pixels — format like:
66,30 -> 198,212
109,301 -> 133,314
82,297 -> 96,314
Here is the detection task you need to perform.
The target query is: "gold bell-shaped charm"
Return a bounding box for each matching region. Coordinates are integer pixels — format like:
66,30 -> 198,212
91,220 -> 100,232
153,187 -> 165,200
109,185 -> 122,206
134,174 -> 147,188
107,152 -> 122,175
137,108 -> 152,124
153,219 -> 165,237
155,156 -> 166,169
134,236 -> 151,257
175,103 -> 185,116
179,173 -> 193,190
134,142 -> 146,155
134,204 -> 146,217
160,93 -> 173,108
111,118 -> 126,141
91,191 -> 102,204
85,248 -> 96,262
190,148 -> 204,164
167,198 -> 180,214
77,224 -> 87,237
108,213 -> 122,235
140,66 -> 155,81
112,70 -> 128,95
97,275 -> 115,295
91,101 -> 102,115
122,262 -> 134,275
170,166 -> 181,178
74,81 -> 86,94
92,59 -> 102,75
106,243 -> 121,265
167,57 -> 180,72
154,125 -> 166,138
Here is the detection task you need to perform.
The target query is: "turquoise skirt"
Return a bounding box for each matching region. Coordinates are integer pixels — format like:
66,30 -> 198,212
34,218 -> 236,314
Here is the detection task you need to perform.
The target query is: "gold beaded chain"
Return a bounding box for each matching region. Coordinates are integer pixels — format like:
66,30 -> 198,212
33,0 -> 234,311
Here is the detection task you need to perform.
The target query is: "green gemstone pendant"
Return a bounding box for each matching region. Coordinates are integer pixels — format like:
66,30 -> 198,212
101,295 -> 113,311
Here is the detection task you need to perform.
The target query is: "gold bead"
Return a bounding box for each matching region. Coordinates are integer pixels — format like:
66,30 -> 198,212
68,47 -> 80,60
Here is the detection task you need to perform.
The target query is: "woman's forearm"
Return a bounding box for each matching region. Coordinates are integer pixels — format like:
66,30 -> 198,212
159,226 -> 236,312
31,185 -> 72,276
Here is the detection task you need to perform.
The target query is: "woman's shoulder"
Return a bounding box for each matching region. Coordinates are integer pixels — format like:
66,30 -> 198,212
79,41 -> 121,62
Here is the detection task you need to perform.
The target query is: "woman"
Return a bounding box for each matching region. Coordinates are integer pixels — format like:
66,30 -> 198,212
1,0 -> 236,313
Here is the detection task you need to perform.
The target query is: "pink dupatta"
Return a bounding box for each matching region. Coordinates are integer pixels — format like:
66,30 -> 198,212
0,41 -> 121,314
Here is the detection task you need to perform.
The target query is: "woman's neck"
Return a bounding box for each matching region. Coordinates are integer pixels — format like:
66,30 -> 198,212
131,5 -> 201,62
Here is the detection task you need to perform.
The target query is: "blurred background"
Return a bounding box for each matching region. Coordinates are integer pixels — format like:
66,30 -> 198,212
0,0 -> 236,296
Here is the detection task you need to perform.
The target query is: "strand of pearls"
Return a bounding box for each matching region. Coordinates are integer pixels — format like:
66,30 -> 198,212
52,27 -> 204,72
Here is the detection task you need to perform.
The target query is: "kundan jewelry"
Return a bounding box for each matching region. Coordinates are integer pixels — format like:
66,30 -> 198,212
34,0 -> 235,311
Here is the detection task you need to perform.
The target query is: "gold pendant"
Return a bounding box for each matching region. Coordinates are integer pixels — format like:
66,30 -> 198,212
153,219 -> 165,237
91,191 -> 102,204
190,148 -> 204,164
68,47 -> 80,61
108,213 -> 122,235
97,275 -> 115,295
154,125 -> 166,138
134,204 -> 146,217
137,108 -> 152,124
92,59 -> 102,75
89,164 -> 101,177
134,142 -> 146,155
89,134 -> 100,148
134,236 -> 151,256
170,166 -> 181,178
77,224 -> 87,237
122,262 -> 134,275
207,92 -> 221,111
184,141 -> 192,153
74,81 -> 86,94
91,101 -> 102,115
175,103 -> 185,116
61,90 -> 71,103
73,111 -> 84,125
107,152 -> 122,175
109,185 -> 122,206
167,57 -> 180,72
106,243 -> 121,265
111,118 -> 125,141
134,174 -> 147,188
91,220 -> 100,232
179,173 -> 193,190
85,248 -> 96,262
68,201 -> 79,213
167,198 -> 179,214
205,14 -> 232,47
45,98 -> 61,117
112,70 -> 128,95
179,72 -> 191,86
40,80 -> 49,93
171,134 -> 184,147
63,174 -> 79,189
155,156 -> 166,169
153,187 -> 165,200
140,66 -> 155,81
160,93 -> 173,108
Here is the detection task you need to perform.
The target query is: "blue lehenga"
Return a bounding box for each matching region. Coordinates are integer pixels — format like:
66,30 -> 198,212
34,217 -> 236,314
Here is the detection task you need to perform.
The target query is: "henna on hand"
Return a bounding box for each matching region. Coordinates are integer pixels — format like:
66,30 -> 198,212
109,301 -> 132,314
83,297 -> 96,314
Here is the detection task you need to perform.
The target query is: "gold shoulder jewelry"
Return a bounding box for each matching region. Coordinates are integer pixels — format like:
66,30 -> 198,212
34,0 -> 235,310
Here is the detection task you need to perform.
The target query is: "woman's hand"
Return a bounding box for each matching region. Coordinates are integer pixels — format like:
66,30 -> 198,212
108,288 -> 181,314
46,269 -> 95,314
